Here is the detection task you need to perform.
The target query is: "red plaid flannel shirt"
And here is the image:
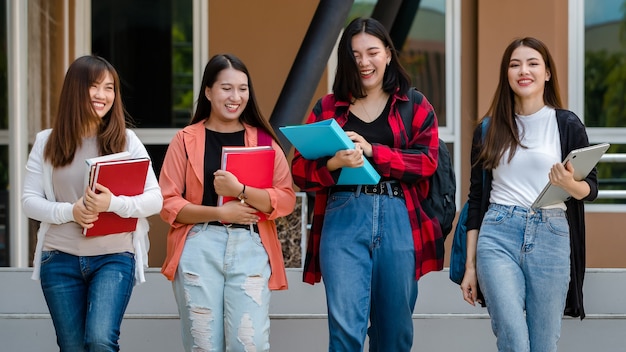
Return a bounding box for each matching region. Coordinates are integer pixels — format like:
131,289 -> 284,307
292,90 -> 443,284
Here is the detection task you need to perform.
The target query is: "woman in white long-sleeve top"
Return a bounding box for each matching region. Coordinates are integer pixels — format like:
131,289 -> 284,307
22,55 -> 162,352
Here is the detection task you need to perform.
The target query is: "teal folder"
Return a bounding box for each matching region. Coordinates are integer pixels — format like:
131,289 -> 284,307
279,119 -> 381,185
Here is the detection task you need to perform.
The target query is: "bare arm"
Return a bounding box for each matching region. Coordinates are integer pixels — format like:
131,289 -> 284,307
460,229 -> 480,306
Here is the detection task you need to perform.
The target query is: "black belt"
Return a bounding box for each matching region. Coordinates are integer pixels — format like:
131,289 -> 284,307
329,182 -> 404,198
207,221 -> 259,233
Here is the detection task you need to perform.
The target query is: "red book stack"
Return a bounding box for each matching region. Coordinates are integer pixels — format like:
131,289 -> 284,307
83,152 -> 150,236
218,146 -> 275,221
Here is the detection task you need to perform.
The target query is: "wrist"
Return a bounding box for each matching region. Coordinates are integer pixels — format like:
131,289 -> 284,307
237,184 -> 247,202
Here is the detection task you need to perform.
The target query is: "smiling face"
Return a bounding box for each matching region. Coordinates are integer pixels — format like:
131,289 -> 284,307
351,32 -> 391,93
508,45 -> 551,104
204,67 -> 249,124
89,71 -> 115,118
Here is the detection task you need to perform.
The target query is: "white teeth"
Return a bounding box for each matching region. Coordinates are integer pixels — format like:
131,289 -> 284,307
226,104 -> 238,110
361,70 -> 374,76
93,102 -> 105,108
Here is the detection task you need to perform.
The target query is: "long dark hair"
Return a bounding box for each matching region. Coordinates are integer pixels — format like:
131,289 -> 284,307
190,54 -> 280,144
479,37 -> 563,169
333,17 -> 412,102
44,55 -> 128,167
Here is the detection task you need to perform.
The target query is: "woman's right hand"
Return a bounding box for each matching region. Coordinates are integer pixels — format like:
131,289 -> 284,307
461,266 -> 479,306
217,200 -> 260,225
73,197 -> 98,229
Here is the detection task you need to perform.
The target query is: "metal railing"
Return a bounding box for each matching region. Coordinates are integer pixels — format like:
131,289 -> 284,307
598,154 -> 626,200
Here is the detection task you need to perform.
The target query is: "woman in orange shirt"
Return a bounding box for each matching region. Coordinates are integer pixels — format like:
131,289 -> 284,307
159,54 -> 295,352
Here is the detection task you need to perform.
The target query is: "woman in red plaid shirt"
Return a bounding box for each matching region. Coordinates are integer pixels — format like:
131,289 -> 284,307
292,17 -> 442,352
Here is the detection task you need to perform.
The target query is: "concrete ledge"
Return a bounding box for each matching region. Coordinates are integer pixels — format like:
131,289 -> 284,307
2,268 -> 626,351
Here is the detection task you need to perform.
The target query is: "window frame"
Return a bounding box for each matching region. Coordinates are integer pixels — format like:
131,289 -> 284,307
76,0 -> 208,145
569,0 -> 626,212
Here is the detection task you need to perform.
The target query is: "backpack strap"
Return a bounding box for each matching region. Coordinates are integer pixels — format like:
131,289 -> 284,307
398,88 -> 420,147
257,128 -> 273,146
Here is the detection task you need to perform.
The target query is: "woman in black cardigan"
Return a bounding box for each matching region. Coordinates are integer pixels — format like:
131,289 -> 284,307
460,37 -> 597,352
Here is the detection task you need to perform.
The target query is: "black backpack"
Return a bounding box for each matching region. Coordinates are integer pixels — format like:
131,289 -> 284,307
398,88 -> 456,239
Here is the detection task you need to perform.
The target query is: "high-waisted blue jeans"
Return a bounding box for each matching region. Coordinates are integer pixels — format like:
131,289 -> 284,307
320,189 -> 417,352
173,223 -> 271,352
477,204 -> 570,352
39,250 -> 135,352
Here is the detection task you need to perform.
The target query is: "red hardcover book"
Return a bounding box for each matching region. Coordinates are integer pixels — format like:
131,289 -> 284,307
218,146 -> 275,221
83,156 -> 150,236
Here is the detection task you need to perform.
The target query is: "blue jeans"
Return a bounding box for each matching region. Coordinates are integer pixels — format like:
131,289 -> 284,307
39,250 -> 135,352
477,204 -> 570,352
173,223 -> 272,352
320,190 -> 417,352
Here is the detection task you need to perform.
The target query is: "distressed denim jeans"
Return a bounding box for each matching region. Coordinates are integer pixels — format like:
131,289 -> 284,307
320,189 -> 418,352
39,250 -> 135,352
173,223 -> 271,352
477,204 -> 570,352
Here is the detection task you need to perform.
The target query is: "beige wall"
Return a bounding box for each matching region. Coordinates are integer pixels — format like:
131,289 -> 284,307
476,0 -> 570,114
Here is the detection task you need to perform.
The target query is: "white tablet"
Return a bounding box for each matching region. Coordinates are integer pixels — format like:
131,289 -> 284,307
531,143 -> 610,209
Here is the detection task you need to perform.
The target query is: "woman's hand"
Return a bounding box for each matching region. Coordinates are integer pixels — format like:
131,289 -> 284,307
549,161 -> 591,200
461,266 -> 480,306
213,170 -> 243,198
327,146 -> 364,171
346,131 -> 373,157
217,200 -> 260,225
73,197 -> 98,228
84,184 -> 112,213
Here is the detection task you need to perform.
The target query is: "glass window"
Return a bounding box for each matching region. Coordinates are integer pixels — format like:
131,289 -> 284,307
91,0 -> 193,129
584,0 -> 626,204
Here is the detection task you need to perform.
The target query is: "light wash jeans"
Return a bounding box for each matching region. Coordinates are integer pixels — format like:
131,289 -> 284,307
39,250 -> 135,352
477,203 -> 571,352
173,223 -> 271,352
320,188 -> 417,352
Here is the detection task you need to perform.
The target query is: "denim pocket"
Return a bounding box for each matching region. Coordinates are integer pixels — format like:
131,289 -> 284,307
249,230 -> 264,247
186,225 -> 202,239
116,251 -> 135,259
40,250 -> 58,265
325,193 -> 354,213
546,216 -> 569,237
483,207 -> 508,225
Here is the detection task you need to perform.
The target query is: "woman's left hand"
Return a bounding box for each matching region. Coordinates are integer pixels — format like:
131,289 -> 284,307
549,161 -> 574,189
84,183 -> 112,213
346,131 -> 373,157
549,160 -> 591,200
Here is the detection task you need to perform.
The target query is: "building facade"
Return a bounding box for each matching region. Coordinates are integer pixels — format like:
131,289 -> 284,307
2,0 -> 626,268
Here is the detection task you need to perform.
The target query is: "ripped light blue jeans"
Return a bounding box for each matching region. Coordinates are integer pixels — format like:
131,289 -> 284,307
173,223 -> 271,352
477,204 -> 571,352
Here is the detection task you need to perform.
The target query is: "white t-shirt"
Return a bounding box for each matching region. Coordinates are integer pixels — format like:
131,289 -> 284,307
490,106 -> 565,209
